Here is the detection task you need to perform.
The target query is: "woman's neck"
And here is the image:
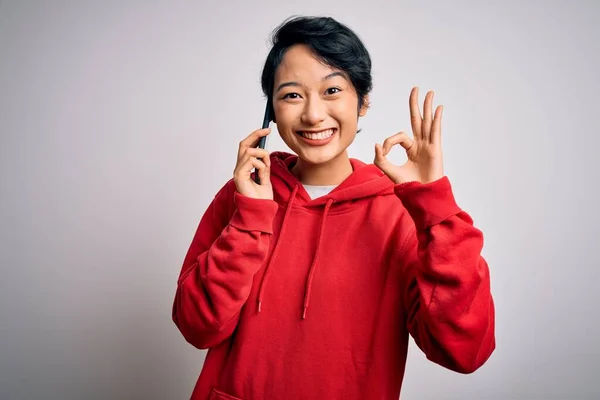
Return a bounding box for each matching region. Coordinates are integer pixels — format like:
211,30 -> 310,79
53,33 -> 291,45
290,151 -> 353,186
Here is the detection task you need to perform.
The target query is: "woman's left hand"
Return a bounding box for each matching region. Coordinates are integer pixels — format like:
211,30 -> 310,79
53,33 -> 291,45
374,87 -> 445,184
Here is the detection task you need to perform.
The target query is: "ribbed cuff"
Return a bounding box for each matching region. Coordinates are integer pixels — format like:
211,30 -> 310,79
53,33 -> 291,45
230,192 -> 279,234
394,176 -> 462,230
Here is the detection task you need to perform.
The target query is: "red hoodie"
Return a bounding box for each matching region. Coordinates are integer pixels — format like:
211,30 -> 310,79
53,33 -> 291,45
173,151 -> 495,400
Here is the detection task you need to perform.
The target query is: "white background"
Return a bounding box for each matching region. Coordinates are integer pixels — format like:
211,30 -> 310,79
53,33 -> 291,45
1,1 -> 598,398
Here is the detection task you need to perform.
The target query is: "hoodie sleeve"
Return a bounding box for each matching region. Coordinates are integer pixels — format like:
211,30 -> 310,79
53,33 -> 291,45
394,176 -> 495,373
172,180 -> 279,349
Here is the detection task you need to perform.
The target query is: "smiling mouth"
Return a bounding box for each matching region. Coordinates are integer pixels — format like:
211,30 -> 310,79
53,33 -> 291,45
296,128 -> 336,140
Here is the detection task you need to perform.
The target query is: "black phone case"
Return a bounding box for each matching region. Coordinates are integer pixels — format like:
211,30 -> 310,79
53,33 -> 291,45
254,102 -> 271,184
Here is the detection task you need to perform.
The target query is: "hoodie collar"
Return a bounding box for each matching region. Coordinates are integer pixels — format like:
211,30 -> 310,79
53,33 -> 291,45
270,151 -> 395,206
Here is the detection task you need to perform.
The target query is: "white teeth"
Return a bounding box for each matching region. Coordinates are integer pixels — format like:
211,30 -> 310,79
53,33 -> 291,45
300,129 -> 334,140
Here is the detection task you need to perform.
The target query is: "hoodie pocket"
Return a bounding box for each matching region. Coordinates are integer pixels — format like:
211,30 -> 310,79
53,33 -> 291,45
209,388 -> 243,400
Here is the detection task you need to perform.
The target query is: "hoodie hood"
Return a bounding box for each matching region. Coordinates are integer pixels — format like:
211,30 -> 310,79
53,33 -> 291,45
269,151 -> 396,206
256,151 -> 396,319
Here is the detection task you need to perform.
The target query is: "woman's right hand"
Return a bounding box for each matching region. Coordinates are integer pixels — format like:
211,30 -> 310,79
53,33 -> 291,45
233,128 -> 273,200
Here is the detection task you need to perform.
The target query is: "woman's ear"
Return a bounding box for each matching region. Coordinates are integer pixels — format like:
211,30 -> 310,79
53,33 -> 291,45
359,95 -> 370,117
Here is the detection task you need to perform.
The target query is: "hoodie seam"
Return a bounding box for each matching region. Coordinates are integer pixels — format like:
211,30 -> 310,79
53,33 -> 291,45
287,203 -> 368,216
292,207 -> 353,216
397,225 -> 438,311
203,309 -> 241,336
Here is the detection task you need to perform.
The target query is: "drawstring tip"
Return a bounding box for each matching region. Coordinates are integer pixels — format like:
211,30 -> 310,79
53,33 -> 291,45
302,307 -> 307,319
257,301 -> 262,313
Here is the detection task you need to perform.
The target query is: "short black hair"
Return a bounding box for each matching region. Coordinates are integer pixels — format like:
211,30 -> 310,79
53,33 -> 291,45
260,16 -> 373,121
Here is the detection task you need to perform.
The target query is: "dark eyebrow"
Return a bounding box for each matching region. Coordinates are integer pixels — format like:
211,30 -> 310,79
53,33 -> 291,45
275,81 -> 300,93
275,71 -> 348,93
322,71 -> 347,81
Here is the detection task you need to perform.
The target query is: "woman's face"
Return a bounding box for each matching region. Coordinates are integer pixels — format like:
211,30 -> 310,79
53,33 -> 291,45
272,44 -> 368,165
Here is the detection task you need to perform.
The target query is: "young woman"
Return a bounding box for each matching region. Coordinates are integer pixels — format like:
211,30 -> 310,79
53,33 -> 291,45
173,16 -> 495,400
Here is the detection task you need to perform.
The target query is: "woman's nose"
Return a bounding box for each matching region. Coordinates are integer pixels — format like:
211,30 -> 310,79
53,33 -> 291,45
301,96 -> 327,125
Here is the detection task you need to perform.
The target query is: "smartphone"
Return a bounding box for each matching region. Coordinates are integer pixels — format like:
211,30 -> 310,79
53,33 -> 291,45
254,101 -> 272,184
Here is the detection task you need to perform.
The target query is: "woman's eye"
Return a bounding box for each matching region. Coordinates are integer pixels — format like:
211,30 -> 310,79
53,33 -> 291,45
283,93 -> 300,99
326,87 -> 341,95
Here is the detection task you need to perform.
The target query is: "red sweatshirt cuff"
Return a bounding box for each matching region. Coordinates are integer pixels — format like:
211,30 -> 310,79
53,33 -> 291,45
230,192 -> 279,234
394,176 -> 462,230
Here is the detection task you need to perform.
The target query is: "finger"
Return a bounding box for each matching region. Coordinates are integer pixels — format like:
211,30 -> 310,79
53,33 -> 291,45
382,132 -> 414,155
234,155 -> 267,179
422,91 -> 434,141
244,147 -> 270,164
431,105 -> 443,145
409,87 -> 422,140
238,128 -> 271,158
249,158 -> 269,183
236,148 -> 270,175
253,158 -> 270,184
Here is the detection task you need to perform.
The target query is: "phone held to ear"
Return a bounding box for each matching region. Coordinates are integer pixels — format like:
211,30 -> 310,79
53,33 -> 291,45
254,102 -> 271,184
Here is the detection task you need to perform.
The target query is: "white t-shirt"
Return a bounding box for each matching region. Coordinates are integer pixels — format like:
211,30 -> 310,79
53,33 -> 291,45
302,184 -> 337,200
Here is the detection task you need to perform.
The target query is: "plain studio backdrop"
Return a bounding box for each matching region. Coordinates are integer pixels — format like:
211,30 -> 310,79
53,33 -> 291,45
1,1 -> 598,399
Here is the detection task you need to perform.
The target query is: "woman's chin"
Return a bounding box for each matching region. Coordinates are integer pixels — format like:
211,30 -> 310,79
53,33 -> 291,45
295,146 -> 346,166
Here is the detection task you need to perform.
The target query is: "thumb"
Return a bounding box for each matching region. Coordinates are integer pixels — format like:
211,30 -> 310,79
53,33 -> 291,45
374,143 -> 388,165
374,143 -> 395,176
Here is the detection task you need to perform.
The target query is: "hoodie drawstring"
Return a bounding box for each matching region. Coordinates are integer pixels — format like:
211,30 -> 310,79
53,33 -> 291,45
302,198 -> 333,319
256,186 -> 334,320
257,184 -> 299,313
